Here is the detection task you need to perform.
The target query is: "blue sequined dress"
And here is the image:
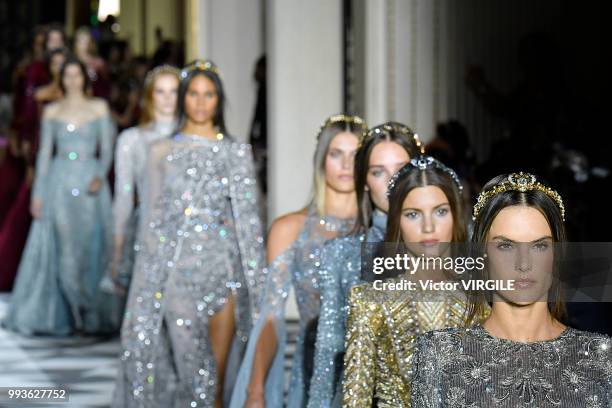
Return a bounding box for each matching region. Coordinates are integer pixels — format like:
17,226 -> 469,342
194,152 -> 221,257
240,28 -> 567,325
112,133 -> 265,408
3,115 -> 115,335
308,210 -> 387,408
229,205 -> 354,408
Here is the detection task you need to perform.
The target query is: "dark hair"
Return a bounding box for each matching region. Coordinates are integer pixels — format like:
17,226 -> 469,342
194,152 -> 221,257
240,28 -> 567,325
466,173 -> 567,324
59,57 -> 91,95
353,122 -> 422,233
45,48 -> 69,77
44,23 -> 66,50
384,164 -> 466,244
177,60 -> 227,135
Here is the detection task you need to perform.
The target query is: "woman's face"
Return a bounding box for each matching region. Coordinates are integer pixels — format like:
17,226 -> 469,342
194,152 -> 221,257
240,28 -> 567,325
325,132 -> 359,193
153,74 -> 179,117
366,141 -> 410,213
75,31 -> 91,54
46,30 -> 64,51
50,53 -> 66,78
400,185 -> 454,256
184,74 -> 219,126
486,205 -> 554,305
62,64 -> 85,94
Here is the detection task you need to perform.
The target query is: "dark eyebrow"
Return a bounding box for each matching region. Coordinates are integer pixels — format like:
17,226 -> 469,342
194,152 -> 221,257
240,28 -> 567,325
491,235 -> 553,243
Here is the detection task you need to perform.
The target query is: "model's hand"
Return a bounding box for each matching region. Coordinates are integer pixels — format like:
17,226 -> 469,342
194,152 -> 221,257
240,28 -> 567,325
88,177 -> 102,194
30,198 -> 42,218
110,264 -> 127,296
245,388 -> 265,408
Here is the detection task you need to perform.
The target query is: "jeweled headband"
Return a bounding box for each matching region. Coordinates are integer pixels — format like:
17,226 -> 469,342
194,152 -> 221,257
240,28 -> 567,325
180,59 -> 220,79
144,64 -> 180,88
387,155 -> 463,196
317,114 -> 368,140
360,122 -> 425,153
472,172 -> 565,221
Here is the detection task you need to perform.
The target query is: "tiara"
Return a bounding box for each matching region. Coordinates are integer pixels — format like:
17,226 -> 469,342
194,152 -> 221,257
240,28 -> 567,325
144,65 -> 180,87
387,155 -> 463,196
472,172 -> 565,221
317,114 -> 367,139
180,60 -> 220,79
360,122 -> 425,153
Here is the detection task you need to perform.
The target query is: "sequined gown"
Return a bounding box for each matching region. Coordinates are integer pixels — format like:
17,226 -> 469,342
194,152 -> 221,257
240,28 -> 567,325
113,133 -> 265,408
229,206 -> 354,408
3,115 -> 115,335
308,210 -> 387,408
108,121 -> 175,289
343,278 -> 488,407
411,325 -> 612,407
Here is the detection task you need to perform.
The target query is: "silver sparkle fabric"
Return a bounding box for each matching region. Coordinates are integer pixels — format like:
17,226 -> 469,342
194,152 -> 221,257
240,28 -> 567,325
112,133 -> 265,408
3,116 -> 116,335
110,121 -> 175,288
411,325 -> 612,407
308,210 -> 387,408
229,205 -> 354,408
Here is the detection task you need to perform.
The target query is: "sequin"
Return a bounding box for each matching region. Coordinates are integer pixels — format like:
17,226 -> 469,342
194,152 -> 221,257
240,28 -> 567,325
113,133 -> 265,408
230,204 -> 354,408
308,210 -> 386,408
411,326 -> 612,407
342,280 -> 488,407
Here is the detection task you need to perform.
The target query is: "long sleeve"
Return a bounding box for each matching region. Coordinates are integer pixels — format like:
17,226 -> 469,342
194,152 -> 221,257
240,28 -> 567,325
410,333 -> 443,408
112,129 -> 138,239
96,115 -> 115,179
227,142 -> 266,321
309,238 -> 362,408
343,284 -> 380,407
229,246 -> 295,408
31,118 -> 53,200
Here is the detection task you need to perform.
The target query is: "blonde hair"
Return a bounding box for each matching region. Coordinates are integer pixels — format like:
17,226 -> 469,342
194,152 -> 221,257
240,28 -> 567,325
139,65 -> 180,126
311,115 -> 367,216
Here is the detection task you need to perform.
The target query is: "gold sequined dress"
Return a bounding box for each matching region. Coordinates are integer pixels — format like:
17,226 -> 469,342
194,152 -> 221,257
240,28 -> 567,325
343,275 -> 487,407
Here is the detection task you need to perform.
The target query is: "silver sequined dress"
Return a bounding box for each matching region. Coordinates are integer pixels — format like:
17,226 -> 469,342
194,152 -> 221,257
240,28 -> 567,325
112,133 -> 265,408
110,121 -> 175,288
229,205 -> 354,408
411,325 -> 612,407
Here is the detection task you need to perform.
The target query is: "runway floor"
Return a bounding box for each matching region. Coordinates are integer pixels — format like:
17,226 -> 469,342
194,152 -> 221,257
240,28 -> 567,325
0,293 -> 298,407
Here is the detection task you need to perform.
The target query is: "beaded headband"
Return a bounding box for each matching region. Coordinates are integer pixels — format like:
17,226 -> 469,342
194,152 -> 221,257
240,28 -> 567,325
387,155 -> 463,196
317,114 -> 368,140
472,172 -> 565,221
360,122 -> 425,154
144,65 -> 180,88
180,59 -> 220,80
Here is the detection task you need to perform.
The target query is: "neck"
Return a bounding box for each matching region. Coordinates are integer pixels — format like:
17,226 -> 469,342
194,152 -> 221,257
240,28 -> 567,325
182,120 -> 217,139
153,111 -> 175,124
483,301 -> 565,342
64,91 -> 86,103
323,188 -> 357,219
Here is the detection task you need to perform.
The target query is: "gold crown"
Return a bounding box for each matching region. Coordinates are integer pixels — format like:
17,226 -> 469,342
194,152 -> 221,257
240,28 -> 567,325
318,114 -> 368,139
180,60 -> 220,79
144,65 -> 180,87
472,172 -> 565,221
360,122 -> 425,153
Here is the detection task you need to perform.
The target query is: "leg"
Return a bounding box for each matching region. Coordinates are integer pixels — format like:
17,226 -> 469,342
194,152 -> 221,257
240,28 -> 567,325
209,293 -> 236,408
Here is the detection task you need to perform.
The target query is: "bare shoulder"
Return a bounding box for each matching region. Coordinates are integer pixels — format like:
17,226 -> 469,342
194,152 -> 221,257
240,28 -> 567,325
42,101 -> 61,119
267,209 -> 309,262
89,97 -> 110,115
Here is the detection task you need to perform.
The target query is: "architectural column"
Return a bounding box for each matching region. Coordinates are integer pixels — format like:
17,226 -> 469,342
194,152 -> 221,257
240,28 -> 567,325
266,0 -> 344,220
185,0 -> 264,141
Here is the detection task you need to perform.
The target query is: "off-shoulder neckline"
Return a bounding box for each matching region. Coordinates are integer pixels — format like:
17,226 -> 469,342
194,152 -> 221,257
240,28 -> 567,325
47,115 -> 107,131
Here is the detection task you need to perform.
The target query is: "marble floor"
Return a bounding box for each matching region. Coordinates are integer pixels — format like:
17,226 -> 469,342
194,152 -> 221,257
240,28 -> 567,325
0,293 -> 298,407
